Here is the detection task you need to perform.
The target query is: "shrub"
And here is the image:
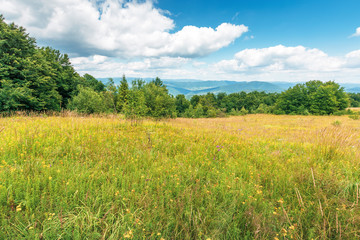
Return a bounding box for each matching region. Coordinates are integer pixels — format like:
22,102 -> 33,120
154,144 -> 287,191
68,87 -> 106,114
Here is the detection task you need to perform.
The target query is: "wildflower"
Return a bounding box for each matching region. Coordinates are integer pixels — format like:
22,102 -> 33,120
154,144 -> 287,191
48,176 -> 52,180
123,230 -> 133,239
157,232 -> 161,236
16,204 -> 22,212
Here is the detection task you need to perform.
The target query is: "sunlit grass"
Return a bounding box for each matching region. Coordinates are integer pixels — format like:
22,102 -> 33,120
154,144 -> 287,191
0,114 -> 360,239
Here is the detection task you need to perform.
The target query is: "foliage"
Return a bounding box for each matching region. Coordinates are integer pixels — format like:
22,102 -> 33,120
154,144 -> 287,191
276,80 -> 350,115
117,75 -> 129,112
123,81 -> 147,121
0,16 -> 85,111
143,82 -> 176,119
82,73 -> 105,93
348,93 -> 360,107
68,86 -> 105,114
175,94 -> 190,116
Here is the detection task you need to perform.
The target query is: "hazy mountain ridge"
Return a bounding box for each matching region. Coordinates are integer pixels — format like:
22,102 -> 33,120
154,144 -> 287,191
97,78 -> 360,96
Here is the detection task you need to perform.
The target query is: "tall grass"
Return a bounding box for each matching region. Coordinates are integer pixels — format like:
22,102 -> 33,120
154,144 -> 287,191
0,115 -> 359,239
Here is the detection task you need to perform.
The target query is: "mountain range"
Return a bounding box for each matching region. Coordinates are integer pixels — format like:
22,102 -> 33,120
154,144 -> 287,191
98,78 -> 360,98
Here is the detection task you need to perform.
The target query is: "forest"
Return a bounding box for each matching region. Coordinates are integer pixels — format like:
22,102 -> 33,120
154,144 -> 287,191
1,16 -> 359,118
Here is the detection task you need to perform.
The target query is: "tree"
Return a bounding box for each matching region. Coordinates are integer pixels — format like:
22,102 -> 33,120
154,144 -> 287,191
104,78 -> 118,113
175,94 -> 190,115
190,95 -> 200,107
153,77 -> 163,87
82,73 -> 105,92
124,87 -> 147,122
0,16 -> 82,111
68,86 -> 106,114
348,93 -> 360,107
276,80 -> 350,115
143,80 -> 176,119
117,75 -> 129,112
39,47 -> 83,108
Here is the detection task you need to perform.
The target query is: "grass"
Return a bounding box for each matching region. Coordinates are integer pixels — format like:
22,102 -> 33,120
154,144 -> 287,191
0,114 -> 360,239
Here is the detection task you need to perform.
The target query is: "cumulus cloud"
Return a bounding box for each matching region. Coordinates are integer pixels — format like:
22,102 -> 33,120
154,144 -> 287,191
67,45 -> 360,82
71,55 -> 190,78
351,27 -> 360,37
0,0 -> 247,58
215,45 -> 344,73
345,49 -> 360,67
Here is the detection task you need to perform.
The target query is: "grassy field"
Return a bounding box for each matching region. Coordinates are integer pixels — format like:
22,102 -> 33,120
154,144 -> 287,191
0,115 -> 360,239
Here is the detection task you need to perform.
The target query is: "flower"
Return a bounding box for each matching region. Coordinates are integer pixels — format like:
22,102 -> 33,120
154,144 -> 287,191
16,204 -> 22,212
123,230 -> 133,238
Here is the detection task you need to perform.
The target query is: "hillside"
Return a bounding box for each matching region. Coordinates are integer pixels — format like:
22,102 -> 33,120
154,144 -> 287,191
98,78 -> 360,97
2,115 -> 360,239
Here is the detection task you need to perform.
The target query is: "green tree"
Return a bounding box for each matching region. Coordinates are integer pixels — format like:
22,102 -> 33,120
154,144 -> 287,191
82,73 -> 105,92
190,95 -> 200,107
117,75 -> 129,112
124,87 -> 147,122
175,94 -> 190,115
348,93 -> 360,107
68,86 -> 105,114
104,78 -> 118,113
143,81 -> 176,119
153,77 -> 163,87
0,16 -> 82,111
276,80 -> 349,115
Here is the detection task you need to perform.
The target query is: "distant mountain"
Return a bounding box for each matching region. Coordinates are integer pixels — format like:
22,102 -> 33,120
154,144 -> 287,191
346,87 -> 360,93
175,81 -> 283,98
97,77 -> 360,97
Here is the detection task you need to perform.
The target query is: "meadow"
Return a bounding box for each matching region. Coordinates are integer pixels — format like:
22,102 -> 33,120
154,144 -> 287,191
0,114 -> 360,239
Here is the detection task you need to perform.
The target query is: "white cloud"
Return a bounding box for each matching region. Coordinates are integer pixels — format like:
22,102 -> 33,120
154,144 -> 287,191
351,27 -> 360,37
69,46 -> 360,83
215,45 -> 344,73
345,49 -> 360,68
71,56 -> 190,78
0,0 -> 247,58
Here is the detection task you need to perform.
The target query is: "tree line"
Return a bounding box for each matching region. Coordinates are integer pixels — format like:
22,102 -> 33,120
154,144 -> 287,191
1,16 -> 358,118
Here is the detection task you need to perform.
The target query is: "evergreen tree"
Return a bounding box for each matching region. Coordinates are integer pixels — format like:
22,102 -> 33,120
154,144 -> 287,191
117,75 -> 129,112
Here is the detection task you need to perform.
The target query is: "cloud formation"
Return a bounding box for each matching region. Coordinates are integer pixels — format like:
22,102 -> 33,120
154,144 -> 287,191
351,27 -> 360,37
0,0 -> 247,58
68,45 -> 360,83
215,45 -> 345,73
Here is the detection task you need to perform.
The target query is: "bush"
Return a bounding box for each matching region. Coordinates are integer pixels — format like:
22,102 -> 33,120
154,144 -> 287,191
239,107 -> 249,116
68,87 -> 106,114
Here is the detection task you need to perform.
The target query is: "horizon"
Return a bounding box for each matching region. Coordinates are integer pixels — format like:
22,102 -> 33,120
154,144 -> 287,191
1,0 -> 360,83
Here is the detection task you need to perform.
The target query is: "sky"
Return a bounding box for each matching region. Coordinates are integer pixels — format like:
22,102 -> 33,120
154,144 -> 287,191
1,0 -> 360,83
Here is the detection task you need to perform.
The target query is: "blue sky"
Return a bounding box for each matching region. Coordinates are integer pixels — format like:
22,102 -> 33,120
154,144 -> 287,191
157,0 -> 360,55
1,0 -> 360,82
